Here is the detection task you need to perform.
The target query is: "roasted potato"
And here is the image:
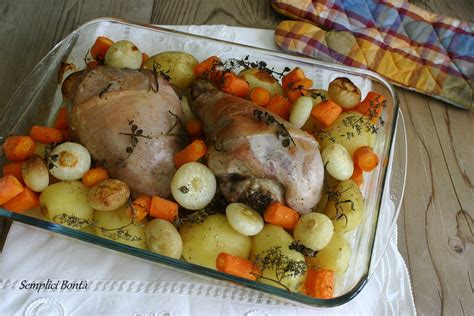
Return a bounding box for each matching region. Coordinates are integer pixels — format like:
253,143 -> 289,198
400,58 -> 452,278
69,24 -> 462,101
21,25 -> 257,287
250,224 -> 306,291
94,206 -> 147,249
306,234 -> 351,274
88,179 -> 130,211
318,112 -> 376,156
323,179 -> 364,233
238,68 -> 284,97
144,51 -> 198,90
39,181 -> 94,229
179,214 -> 251,269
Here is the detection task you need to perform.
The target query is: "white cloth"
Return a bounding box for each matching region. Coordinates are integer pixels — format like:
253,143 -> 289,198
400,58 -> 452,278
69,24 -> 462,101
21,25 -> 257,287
0,26 -> 416,316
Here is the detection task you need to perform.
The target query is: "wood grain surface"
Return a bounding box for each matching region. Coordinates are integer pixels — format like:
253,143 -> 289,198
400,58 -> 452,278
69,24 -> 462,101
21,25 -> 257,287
0,0 -> 472,315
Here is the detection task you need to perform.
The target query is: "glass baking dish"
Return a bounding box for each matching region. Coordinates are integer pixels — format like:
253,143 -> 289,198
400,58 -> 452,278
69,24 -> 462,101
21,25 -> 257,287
0,18 -> 406,307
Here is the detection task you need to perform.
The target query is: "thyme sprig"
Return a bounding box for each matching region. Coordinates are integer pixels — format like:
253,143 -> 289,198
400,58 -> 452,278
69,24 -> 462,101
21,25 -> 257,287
53,214 -> 92,228
252,246 -> 307,292
253,109 -> 295,148
117,119 -> 152,166
218,56 -> 291,78
289,241 -> 318,257
324,179 -> 355,225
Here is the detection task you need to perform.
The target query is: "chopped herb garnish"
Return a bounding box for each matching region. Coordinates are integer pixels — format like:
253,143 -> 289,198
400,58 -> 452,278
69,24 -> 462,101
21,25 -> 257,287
253,109 -> 295,148
289,240 -> 318,257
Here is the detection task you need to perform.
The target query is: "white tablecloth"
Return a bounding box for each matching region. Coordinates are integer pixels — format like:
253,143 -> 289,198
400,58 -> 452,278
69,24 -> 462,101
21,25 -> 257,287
0,25 -> 416,316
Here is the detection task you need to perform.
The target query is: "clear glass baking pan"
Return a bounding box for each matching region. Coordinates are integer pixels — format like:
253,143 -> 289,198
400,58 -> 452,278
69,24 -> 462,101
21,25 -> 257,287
0,18 -> 406,307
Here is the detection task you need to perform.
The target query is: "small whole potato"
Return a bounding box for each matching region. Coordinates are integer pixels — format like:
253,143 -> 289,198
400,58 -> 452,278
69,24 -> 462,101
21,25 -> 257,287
39,181 -> 94,229
306,234 -> 351,274
104,40 -> 142,69
88,179 -> 130,211
179,214 -> 251,269
22,154 -> 49,192
145,219 -> 183,259
144,51 -> 198,90
321,143 -> 354,181
324,179 -> 364,233
328,77 -> 361,109
318,112 -> 376,156
94,206 -> 147,249
238,68 -> 284,97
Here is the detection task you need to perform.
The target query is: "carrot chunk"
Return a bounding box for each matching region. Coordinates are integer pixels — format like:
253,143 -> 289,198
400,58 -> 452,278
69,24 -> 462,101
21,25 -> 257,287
286,78 -> 313,102
304,268 -> 334,299
2,162 -> 24,181
249,87 -> 271,106
351,164 -> 364,186
353,146 -> 379,172
53,107 -> 68,130
173,139 -> 207,169
149,196 -> 179,222
127,195 -> 151,221
194,56 -> 220,78
220,72 -> 249,98
263,202 -> 300,230
265,95 -> 292,120
4,187 -> 39,213
141,52 -> 149,68
82,167 -> 109,187
0,175 -> 24,205
350,91 -> 385,123
186,118 -> 204,138
90,36 -> 113,60
311,100 -> 343,127
216,252 -> 258,280
3,136 -> 36,162
29,126 -> 63,144
282,67 -> 306,91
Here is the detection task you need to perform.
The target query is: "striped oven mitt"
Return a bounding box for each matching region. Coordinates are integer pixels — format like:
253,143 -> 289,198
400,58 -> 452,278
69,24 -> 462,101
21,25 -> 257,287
271,0 -> 473,110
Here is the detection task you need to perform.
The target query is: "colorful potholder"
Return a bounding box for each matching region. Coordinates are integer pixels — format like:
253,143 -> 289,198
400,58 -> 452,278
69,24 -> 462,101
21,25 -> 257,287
272,0 -> 473,109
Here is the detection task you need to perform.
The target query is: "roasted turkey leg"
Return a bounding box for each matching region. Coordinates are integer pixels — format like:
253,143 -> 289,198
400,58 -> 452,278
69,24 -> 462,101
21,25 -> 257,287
190,80 -> 324,214
66,66 -> 184,198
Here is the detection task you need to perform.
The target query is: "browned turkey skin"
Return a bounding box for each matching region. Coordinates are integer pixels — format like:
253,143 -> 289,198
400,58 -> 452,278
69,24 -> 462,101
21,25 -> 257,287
63,66 -> 184,198
190,80 -> 324,214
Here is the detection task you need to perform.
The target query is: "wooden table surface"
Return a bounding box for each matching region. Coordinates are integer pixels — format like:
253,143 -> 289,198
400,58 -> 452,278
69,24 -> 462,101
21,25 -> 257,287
0,0 -> 472,314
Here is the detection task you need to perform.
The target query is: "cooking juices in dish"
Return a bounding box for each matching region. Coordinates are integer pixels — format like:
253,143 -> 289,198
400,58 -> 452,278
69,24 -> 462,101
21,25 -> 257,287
0,36 -> 386,300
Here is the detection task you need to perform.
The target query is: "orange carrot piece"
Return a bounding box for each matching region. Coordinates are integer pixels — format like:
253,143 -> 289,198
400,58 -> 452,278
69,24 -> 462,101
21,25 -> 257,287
220,72 -> 249,97
350,92 -> 385,122
282,67 -> 306,91
149,196 -> 179,222
82,167 -> 109,187
127,194 -> 151,221
2,136 -> 36,162
265,95 -> 292,120
53,107 -> 68,130
351,165 -> 364,186
249,87 -> 271,106
0,175 -> 24,205
311,100 -> 343,127
194,56 -> 220,78
90,36 -> 113,60
4,187 -> 39,213
353,146 -> 379,172
173,139 -> 207,168
286,78 -> 313,102
2,162 -> 24,181
186,118 -> 204,138
304,268 -> 335,299
263,202 -> 300,230
29,126 -> 63,144
216,252 -> 258,280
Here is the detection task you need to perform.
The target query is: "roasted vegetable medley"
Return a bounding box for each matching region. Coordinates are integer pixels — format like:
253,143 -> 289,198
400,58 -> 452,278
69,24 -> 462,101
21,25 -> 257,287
0,36 -> 386,299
